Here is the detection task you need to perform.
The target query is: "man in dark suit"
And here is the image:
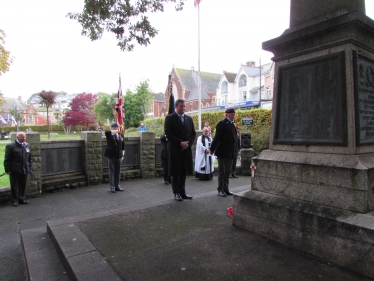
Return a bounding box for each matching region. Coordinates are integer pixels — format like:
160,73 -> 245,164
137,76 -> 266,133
164,99 -> 196,201
4,132 -> 32,207
210,108 -> 238,197
104,123 -> 125,193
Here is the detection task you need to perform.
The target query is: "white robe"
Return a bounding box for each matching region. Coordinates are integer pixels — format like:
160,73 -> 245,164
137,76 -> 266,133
195,135 -> 215,174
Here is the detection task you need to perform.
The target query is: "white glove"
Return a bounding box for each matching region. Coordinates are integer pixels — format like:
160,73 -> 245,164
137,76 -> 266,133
111,130 -> 118,135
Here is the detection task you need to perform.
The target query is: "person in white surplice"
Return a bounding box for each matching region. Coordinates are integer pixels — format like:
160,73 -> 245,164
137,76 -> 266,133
195,127 -> 215,180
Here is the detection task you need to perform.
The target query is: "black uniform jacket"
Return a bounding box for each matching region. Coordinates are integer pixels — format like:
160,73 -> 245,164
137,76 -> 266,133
210,118 -> 238,159
104,130 -> 125,159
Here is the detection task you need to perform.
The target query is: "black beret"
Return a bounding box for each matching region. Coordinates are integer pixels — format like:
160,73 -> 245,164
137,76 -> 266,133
111,122 -> 119,127
225,108 -> 235,113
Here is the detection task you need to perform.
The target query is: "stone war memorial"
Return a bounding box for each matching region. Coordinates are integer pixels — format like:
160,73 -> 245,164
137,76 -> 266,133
233,0 -> 374,278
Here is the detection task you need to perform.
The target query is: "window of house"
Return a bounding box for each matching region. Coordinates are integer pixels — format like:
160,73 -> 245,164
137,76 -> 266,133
242,91 -> 247,102
224,95 -> 228,105
266,87 -> 271,99
29,114 -> 33,123
221,81 -> 228,94
239,75 -> 247,87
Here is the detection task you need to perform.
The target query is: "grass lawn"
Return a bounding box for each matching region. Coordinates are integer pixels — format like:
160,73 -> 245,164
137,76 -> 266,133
0,143 -> 10,187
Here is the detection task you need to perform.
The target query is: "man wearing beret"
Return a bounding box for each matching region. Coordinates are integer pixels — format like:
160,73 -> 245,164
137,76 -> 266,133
210,108 -> 238,197
104,123 -> 125,193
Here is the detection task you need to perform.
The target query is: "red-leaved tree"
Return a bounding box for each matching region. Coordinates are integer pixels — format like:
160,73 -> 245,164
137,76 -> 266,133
62,93 -> 98,130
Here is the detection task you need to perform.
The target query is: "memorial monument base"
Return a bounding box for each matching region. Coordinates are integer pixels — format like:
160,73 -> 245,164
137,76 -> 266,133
248,150 -> 374,213
232,190 -> 374,279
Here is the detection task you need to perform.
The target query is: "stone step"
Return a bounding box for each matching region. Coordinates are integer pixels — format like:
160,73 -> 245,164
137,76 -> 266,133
46,219 -> 121,281
21,227 -> 70,281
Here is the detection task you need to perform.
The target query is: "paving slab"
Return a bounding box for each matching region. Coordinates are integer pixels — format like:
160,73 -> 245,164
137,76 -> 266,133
70,196 -> 371,281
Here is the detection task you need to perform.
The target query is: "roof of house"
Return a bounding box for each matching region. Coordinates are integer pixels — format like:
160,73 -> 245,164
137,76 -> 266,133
173,68 -> 221,101
1,97 -> 27,111
240,63 -> 273,78
223,71 -> 237,83
152,92 -> 165,102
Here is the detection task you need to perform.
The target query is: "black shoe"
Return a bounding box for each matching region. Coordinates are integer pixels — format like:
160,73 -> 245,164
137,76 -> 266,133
218,191 -> 226,197
19,199 -> 29,204
12,201 -> 19,207
181,193 -> 193,199
165,181 -> 170,185
115,187 -> 124,191
232,174 -> 238,178
229,174 -> 233,178
110,188 -> 116,193
174,194 -> 183,201
224,190 -> 234,196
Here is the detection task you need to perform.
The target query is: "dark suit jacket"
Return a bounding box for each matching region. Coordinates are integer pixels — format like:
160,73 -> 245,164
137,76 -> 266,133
104,130 -> 125,159
164,112 -> 196,176
210,118 -> 238,159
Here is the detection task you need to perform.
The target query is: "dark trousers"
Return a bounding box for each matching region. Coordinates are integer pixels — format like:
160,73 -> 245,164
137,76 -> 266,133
217,157 -> 233,192
108,158 -> 122,189
10,172 -> 28,203
161,157 -> 171,182
231,150 -> 238,173
171,160 -> 186,194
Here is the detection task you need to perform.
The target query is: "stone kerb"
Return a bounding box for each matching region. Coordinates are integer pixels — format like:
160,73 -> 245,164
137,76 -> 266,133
81,131 -> 103,185
139,131 -> 155,179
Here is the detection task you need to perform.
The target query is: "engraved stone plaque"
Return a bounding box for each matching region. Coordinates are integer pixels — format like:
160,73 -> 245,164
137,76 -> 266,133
354,52 -> 374,145
155,143 -> 162,165
42,147 -> 83,176
274,52 -> 347,145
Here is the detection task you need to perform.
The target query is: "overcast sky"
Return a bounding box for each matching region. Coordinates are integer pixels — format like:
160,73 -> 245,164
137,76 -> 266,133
1,0 -> 374,101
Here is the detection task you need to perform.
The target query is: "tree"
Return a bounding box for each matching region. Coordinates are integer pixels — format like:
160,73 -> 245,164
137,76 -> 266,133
123,80 -> 152,128
136,80 -> 153,117
67,0 -> 185,51
38,90 -> 57,139
93,92 -> 117,124
124,89 -> 143,128
62,93 -> 98,130
0,29 -> 13,76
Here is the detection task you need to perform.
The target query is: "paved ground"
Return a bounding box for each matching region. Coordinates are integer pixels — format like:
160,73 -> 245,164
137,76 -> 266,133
0,175 -> 372,281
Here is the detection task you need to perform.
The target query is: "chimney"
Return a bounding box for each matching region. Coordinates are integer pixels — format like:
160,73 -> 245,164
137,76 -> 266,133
245,61 -> 255,67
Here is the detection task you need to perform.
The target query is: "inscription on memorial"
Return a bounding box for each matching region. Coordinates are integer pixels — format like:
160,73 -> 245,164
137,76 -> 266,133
355,52 -> 374,145
274,52 -> 347,145
42,147 -> 83,176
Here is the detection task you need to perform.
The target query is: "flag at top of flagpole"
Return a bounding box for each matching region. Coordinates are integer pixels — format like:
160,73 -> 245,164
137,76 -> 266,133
194,0 -> 201,7
116,75 -> 124,134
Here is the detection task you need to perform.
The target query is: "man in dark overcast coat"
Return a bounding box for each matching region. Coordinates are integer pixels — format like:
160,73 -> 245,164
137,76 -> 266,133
164,99 -> 196,201
210,108 -> 238,197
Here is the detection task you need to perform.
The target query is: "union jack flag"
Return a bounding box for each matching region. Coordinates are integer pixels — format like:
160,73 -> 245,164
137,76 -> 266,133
115,75 -> 124,134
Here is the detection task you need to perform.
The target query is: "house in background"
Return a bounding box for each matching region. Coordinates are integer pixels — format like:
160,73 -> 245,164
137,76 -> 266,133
164,67 -> 221,114
216,61 -> 275,110
0,96 -> 27,126
0,96 -> 55,127
151,92 -> 167,118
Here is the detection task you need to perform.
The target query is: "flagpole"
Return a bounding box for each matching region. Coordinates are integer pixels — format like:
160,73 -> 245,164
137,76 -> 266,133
197,2 -> 201,130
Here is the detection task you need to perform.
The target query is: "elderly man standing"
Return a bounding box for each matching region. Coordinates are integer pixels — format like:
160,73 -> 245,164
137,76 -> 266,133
164,99 -> 196,201
4,132 -> 32,207
210,108 -> 238,197
104,123 -> 125,193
